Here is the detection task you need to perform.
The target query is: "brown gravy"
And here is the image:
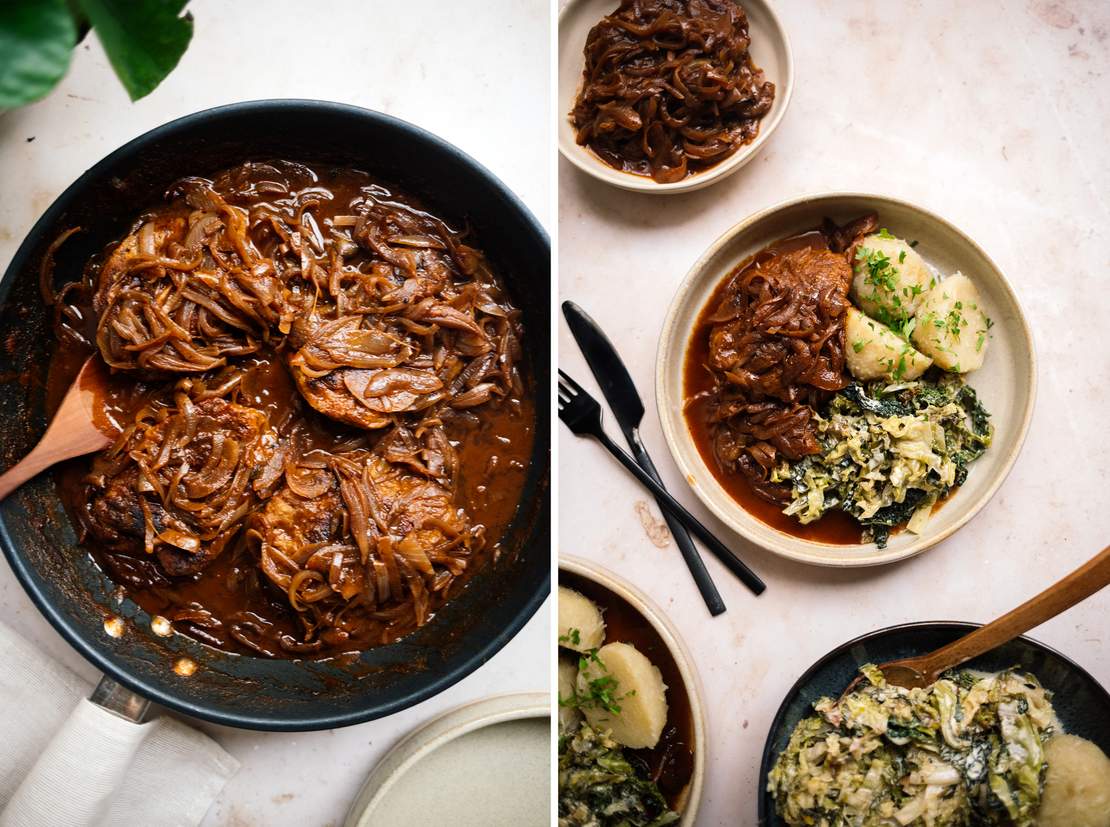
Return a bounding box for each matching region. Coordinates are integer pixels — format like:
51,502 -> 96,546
682,229 -> 864,545
48,163 -> 535,658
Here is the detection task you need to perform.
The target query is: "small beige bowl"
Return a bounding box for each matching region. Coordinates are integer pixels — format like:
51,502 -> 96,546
344,692 -> 549,826
655,193 -> 1037,567
557,0 -> 793,194
560,555 -> 707,825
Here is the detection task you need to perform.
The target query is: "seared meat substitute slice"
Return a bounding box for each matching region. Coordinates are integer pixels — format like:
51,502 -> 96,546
280,190 -> 520,432
87,396 -> 277,575
285,302 -> 499,430
285,313 -> 445,429
704,242 -> 854,502
707,246 -> 852,403
93,180 -> 288,375
248,441 -> 473,644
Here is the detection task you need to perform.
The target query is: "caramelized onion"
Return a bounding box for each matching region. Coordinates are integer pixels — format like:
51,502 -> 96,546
157,529 -> 200,552
571,0 -> 775,183
66,160 -> 525,659
696,223 -> 867,503
284,464 -> 333,499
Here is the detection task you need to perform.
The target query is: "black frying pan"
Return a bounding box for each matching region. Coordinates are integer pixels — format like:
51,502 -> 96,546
758,622 -> 1110,824
0,100 -> 550,730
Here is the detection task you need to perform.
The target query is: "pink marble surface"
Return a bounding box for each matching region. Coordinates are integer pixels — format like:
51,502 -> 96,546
0,2 -> 550,825
559,0 -> 1110,822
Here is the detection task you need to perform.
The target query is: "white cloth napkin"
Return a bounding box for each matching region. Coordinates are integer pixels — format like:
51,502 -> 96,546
0,622 -> 239,827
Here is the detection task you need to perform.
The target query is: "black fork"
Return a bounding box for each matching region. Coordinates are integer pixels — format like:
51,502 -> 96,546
558,370 -> 766,596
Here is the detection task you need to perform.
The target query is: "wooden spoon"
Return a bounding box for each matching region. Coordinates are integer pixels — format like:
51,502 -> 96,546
844,543 -> 1110,695
0,356 -> 117,502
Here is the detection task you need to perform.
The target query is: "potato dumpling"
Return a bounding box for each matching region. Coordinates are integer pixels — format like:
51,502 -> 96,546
577,642 -> 667,749
1037,735 -> 1110,827
557,656 -> 581,732
850,232 -> 934,324
910,273 -> 991,373
557,586 -> 605,652
844,306 -> 932,381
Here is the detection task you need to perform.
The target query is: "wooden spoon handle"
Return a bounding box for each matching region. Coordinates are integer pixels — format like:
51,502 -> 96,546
919,544 -> 1110,677
0,441 -> 58,501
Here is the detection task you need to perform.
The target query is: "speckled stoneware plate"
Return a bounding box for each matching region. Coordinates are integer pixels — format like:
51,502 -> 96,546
343,692 -> 550,827
656,193 -> 1036,567
560,555 -> 707,825
757,622 -> 1110,825
557,0 -> 793,194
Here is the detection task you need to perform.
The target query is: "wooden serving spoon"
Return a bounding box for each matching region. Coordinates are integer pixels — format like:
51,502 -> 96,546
0,356 -> 117,502
844,543 -> 1110,695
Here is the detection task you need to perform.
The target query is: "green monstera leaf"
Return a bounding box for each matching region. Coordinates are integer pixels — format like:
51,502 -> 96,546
77,0 -> 194,101
0,0 -> 77,108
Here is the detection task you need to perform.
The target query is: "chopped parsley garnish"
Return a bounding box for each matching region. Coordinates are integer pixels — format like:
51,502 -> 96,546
894,315 -> 917,342
559,628 -> 582,647
893,352 -> 908,381
945,307 -> 965,339
560,648 -> 636,715
855,245 -> 908,327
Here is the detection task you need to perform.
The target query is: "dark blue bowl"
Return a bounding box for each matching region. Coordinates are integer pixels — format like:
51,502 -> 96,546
758,622 -> 1110,824
0,100 -> 550,730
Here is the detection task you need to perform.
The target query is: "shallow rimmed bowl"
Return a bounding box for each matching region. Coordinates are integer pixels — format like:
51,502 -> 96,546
344,692 -> 550,826
560,555 -> 707,825
557,0 -> 793,194
656,192 -> 1036,566
757,622 -> 1110,825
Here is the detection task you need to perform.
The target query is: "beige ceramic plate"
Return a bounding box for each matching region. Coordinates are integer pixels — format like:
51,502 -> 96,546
557,0 -> 793,194
344,692 -> 549,827
655,193 -> 1036,566
559,555 -> 707,825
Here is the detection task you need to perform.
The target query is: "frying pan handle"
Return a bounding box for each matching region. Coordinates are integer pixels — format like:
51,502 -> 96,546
89,675 -> 150,723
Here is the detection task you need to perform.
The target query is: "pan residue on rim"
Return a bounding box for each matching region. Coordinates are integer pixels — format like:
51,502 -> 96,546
46,159 -> 535,660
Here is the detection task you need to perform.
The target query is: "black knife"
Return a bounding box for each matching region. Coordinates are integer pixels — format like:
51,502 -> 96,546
562,300 -> 727,616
